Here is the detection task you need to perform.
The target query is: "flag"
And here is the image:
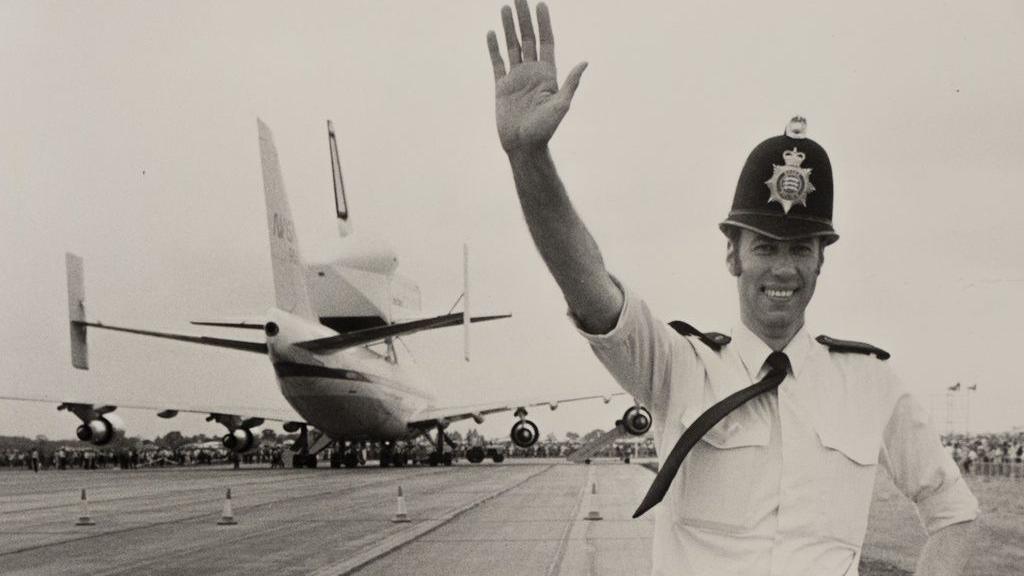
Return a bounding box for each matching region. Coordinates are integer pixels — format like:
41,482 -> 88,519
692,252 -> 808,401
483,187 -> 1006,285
968,384 -> 977,391
948,382 -> 961,391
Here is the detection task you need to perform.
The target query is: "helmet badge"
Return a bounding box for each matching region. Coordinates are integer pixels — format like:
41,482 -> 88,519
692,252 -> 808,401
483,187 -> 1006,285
765,147 -> 815,214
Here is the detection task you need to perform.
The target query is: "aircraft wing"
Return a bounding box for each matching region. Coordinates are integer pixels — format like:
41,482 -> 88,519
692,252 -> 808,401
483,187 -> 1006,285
294,313 -> 509,352
406,391 -> 627,429
76,321 -> 268,354
0,394 -> 306,426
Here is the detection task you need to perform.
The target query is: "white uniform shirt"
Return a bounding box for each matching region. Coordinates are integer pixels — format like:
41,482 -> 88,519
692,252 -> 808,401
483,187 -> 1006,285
576,283 -> 978,576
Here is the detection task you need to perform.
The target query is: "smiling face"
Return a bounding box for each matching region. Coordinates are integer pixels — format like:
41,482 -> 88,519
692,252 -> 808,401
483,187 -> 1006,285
727,229 -> 824,348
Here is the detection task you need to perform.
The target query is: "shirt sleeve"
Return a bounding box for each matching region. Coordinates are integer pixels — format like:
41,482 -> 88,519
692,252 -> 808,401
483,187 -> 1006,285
568,276 -> 696,412
880,391 -> 979,534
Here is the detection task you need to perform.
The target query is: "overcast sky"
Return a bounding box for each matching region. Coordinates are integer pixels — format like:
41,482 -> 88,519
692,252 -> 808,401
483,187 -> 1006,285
2,1 -> 1022,442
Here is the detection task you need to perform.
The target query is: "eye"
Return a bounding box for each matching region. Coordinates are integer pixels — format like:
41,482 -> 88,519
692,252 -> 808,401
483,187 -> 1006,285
751,243 -> 774,255
792,244 -> 815,257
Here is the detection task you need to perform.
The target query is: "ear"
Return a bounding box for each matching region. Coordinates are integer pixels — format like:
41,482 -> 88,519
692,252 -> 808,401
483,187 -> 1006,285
726,240 -> 741,277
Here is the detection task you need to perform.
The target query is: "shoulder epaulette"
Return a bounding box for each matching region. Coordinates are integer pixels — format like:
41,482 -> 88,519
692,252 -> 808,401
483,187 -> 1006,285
816,335 -> 890,360
668,320 -> 731,351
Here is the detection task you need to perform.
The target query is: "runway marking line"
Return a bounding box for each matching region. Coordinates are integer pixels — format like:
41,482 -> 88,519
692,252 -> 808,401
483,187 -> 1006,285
312,464 -> 556,576
0,468 -> 449,560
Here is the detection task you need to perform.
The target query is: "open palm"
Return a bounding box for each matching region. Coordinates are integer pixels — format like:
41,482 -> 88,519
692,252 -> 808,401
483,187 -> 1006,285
487,1 -> 586,153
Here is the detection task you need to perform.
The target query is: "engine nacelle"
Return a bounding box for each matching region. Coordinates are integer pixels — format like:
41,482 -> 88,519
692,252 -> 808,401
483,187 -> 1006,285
76,414 -> 125,446
510,419 -> 539,448
621,406 -> 652,436
221,428 -> 258,453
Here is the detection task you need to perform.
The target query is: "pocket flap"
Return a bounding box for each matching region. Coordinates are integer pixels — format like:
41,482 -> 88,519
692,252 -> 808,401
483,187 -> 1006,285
815,426 -> 879,466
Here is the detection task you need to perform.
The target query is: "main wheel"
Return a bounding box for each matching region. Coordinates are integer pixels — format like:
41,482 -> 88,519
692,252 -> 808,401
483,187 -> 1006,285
343,450 -> 360,468
466,446 -> 485,464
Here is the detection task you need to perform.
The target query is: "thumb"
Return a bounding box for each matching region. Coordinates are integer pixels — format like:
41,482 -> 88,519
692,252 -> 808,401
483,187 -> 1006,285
558,61 -> 588,105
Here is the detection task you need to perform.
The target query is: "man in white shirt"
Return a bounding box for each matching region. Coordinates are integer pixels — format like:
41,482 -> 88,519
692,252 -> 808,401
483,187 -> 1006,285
484,2 -> 978,574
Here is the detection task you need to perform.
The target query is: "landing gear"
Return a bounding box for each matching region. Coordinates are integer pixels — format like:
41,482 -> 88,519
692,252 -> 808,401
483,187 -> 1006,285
379,443 -> 394,468
427,425 -> 456,466
427,451 -> 453,466
391,449 -> 408,467
342,449 -> 361,468
292,453 -> 317,468
288,425 -> 332,469
466,446 -> 485,464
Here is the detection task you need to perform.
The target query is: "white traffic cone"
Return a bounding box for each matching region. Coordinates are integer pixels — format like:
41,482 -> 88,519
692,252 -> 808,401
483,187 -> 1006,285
392,485 -> 411,523
75,488 -> 95,526
584,482 -> 603,521
217,487 -> 238,525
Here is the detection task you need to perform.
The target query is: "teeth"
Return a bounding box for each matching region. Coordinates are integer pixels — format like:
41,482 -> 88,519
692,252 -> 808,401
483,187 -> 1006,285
766,289 -> 795,298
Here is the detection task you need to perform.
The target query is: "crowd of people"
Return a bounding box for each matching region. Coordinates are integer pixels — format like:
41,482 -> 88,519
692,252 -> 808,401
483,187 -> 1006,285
0,444 -> 290,472
943,432 -> 1024,475
1,447 -> 139,471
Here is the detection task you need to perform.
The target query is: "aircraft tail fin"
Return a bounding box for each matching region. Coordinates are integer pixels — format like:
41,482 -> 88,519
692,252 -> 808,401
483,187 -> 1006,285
66,252 -> 89,369
327,120 -> 352,238
258,119 -> 317,321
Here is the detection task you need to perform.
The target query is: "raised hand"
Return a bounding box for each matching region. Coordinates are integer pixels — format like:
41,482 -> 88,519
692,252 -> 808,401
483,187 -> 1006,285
487,0 -> 587,153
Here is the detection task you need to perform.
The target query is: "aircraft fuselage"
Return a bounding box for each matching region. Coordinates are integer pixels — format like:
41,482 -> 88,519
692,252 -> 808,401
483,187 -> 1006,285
265,308 -> 436,441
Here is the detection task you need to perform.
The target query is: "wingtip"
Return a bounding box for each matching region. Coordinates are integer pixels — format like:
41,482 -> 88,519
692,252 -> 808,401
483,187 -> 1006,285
257,117 -> 272,140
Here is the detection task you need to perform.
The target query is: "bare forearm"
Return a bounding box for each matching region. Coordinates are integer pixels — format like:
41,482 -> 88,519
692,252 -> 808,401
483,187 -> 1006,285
508,146 -> 622,333
914,520 -> 978,576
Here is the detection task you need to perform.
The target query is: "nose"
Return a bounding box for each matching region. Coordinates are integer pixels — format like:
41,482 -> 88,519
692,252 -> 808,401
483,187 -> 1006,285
770,252 -> 798,277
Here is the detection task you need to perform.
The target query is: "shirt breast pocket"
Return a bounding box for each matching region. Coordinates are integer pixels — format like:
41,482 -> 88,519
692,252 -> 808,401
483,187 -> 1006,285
673,408 -> 772,533
813,423 -> 880,544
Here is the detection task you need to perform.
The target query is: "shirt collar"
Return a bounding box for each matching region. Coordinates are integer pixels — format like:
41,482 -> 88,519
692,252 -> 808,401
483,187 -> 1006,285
730,322 -> 813,381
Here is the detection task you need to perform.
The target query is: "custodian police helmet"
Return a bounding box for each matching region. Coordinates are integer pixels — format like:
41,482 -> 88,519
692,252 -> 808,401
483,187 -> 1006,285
719,117 -> 838,245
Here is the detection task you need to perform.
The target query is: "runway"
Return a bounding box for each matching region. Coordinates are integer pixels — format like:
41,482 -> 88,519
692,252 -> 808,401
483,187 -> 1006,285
0,460 -> 654,575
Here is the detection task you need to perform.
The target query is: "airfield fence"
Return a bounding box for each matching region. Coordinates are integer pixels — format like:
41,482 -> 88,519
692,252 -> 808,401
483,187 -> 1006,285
962,461 -> 1024,479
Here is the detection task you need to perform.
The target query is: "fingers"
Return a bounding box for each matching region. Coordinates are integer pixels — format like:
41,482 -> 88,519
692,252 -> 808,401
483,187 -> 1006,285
487,31 -> 506,81
558,62 -> 588,105
501,5 -> 522,65
515,0 -> 537,62
537,2 -> 554,65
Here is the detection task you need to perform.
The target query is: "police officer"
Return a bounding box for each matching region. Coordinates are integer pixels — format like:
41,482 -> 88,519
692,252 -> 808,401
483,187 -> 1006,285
485,2 -> 978,575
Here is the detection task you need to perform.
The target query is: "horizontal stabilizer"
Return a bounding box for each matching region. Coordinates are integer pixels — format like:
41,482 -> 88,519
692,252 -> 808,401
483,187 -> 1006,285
190,319 -> 266,330
295,313 -> 509,352
75,321 -> 268,354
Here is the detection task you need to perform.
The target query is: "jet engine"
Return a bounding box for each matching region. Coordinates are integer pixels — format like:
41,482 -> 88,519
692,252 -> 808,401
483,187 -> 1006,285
510,419 -> 539,448
76,414 -> 125,446
621,406 -> 652,436
221,428 -> 258,453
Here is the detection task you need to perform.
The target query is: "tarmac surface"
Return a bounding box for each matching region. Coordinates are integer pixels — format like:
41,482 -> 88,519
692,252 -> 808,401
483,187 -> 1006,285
0,460 -> 654,576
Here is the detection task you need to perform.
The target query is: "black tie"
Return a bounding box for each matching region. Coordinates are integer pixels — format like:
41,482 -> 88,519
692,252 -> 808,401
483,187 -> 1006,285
633,351 -> 791,519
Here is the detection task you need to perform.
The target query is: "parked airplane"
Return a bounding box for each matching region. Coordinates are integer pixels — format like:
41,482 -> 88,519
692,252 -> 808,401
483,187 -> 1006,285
5,119 -> 650,468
